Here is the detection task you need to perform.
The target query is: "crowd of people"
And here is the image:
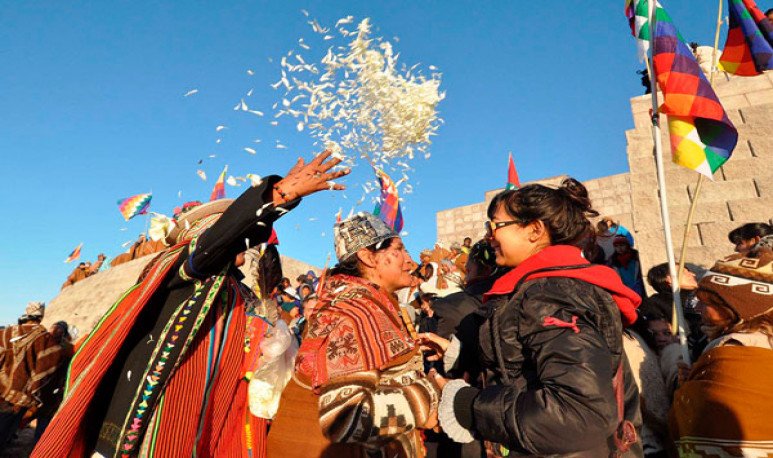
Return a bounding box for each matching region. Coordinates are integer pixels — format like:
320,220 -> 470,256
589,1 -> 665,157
2,151 -> 771,457
60,233 -> 169,290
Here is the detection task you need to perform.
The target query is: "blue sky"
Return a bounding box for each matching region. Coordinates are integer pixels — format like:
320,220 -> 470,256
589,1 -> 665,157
0,1 -> 717,324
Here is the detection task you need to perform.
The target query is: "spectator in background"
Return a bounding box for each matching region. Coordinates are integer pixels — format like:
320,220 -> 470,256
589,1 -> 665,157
641,263 -> 706,361
461,237 -> 472,254
645,314 -> 678,354
596,217 -> 634,262
61,254 -> 106,289
767,7 -> 773,21
0,303 -> 68,448
670,247 -> 773,457
728,222 -> 773,254
278,287 -> 302,325
305,270 -> 319,290
298,283 -> 313,301
609,236 -> 646,297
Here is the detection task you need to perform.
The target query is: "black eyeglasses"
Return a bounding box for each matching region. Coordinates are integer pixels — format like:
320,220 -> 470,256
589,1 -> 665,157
484,220 -> 522,238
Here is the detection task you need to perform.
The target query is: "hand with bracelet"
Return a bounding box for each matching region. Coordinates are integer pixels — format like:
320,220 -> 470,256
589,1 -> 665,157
272,150 -> 350,204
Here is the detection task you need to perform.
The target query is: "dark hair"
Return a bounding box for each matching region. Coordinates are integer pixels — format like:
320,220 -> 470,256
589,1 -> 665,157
766,8 -> 773,15
328,238 -> 396,277
18,315 -> 42,325
646,263 -> 672,294
487,178 -> 599,246
728,222 -> 773,244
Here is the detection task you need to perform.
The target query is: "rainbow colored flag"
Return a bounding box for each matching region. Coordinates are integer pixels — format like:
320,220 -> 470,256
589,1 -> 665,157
719,0 -> 773,76
373,168 -> 404,233
626,0 -> 738,178
117,193 -> 152,221
506,152 -> 521,190
210,166 -> 228,201
64,243 -> 83,263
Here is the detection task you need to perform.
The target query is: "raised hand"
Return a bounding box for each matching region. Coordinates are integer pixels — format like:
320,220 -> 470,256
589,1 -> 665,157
272,150 -> 350,203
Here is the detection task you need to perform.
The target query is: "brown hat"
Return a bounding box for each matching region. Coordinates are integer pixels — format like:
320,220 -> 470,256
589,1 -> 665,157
166,199 -> 233,245
697,248 -> 773,321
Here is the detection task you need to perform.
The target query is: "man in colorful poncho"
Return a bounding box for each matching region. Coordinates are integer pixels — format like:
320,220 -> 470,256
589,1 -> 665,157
33,151 -> 348,458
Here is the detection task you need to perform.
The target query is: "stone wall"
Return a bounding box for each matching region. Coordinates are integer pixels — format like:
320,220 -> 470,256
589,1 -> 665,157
44,251 -> 319,338
626,71 -> 773,279
437,174 -> 634,246
436,71 -> 772,281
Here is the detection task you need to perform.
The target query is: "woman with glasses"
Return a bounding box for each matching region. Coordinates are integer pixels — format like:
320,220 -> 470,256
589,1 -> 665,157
429,178 -> 644,457
284,212 -> 439,458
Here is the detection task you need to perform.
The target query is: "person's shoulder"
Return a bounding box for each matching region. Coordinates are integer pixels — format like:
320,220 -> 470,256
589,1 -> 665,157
518,277 -> 607,315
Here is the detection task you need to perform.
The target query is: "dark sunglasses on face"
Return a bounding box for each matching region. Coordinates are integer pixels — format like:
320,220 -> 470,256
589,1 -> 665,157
484,220 -> 522,238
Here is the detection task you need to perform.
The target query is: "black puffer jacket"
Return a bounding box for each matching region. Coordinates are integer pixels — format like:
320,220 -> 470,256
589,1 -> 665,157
453,276 -> 642,457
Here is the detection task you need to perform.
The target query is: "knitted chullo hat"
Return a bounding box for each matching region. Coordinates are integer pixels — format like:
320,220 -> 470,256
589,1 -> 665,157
333,212 -> 397,262
697,247 -> 773,321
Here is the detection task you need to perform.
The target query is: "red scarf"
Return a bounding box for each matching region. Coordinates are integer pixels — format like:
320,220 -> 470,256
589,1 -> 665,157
484,245 -> 641,326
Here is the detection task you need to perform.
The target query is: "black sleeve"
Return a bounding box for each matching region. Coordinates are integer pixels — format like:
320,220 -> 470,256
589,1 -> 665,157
184,175 -> 300,279
469,282 -> 618,454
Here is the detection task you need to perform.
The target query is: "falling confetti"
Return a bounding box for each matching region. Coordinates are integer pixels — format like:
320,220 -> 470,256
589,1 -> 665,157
244,147 -> 257,155
269,16 -> 443,191
197,170 -> 207,181
247,174 -> 263,186
247,69 -> 254,75
183,89 -> 199,97
216,125 -> 227,132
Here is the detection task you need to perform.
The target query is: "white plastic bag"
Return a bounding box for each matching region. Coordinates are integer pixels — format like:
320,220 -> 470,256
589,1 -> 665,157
248,320 -> 299,419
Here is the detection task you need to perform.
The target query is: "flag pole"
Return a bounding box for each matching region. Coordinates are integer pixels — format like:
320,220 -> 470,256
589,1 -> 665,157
676,0 -> 723,289
646,0 -> 691,364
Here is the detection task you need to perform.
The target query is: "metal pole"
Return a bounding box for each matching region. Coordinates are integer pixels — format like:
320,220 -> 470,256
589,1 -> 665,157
647,0 -> 691,364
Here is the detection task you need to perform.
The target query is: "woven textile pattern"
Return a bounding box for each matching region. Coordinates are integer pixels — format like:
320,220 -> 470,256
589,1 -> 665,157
719,0 -> 773,75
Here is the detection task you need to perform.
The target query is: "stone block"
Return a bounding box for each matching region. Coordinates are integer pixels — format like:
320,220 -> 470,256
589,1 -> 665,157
698,221 -> 744,248
633,111 -> 652,130
755,178 -> 773,198
726,109 -> 744,127
670,201 -> 731,225
721,156 -> 773,181
688,179 -> 758,204
722,93 -> 753,110
749,137 -> 773,159
739,104 -> 773,127
727,197 -> 773,223
715,73 -> 772,97
628,155 -> 655,175
625,130 -> 653,146
630,95 -> 652,114
746,89 -> 773,106
681,246 -> 722,270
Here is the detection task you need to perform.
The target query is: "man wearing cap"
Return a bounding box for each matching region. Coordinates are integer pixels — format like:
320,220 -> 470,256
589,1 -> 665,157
0,302 -> 69,448
33,151 -> 349,458
669,246 -> 773,456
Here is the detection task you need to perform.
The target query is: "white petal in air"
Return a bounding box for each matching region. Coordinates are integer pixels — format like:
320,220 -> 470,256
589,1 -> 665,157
216,125 -> 226,132
183,89 -> 199,97
244,147 -> 257,155
197,170 -> 207,181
